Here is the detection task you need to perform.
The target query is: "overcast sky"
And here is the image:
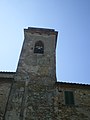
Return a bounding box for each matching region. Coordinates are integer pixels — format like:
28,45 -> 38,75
0,0 -> 90,84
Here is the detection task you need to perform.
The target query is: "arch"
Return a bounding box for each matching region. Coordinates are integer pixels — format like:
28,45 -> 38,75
34,41 -> 44,54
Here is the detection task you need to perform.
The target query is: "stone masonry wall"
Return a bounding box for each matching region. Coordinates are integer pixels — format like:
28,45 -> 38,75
4,78 -> 57,120
55,83 -> 90,120
0,78 -> 12,120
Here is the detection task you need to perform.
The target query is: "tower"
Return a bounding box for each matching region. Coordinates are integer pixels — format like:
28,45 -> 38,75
17,27 -> 58,84
5,27 -> 58,120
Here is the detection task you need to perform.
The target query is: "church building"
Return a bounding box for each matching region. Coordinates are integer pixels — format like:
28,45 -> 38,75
0,27 -> 90,120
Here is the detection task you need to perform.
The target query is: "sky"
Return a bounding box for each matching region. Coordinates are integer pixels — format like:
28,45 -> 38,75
0,0 -> 90,84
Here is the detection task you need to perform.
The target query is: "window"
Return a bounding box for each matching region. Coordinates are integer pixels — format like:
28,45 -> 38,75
64,91 -> 74,105
34,41 -> 44,54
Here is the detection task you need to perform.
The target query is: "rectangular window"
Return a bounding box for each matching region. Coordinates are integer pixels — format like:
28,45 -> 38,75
64,91 -> 74,105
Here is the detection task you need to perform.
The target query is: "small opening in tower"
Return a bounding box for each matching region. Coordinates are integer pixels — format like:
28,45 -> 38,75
34,41 -> 44,54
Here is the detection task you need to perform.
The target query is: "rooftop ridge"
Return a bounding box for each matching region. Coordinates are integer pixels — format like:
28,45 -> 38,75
0,71 -> 15,73
0,72 -> 15,78
56,82 -> 90,89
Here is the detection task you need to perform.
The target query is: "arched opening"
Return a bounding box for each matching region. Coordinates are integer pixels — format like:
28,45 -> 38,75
34,41 -> 44,54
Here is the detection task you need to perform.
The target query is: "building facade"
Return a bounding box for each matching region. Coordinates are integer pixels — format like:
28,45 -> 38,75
0,27 -> 90,120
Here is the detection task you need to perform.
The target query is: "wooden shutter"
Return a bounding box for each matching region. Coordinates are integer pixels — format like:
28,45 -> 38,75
64,91 -> 74,105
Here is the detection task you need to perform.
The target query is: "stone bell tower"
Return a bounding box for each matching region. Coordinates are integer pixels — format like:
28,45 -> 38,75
17,27 -> 58,84
5,27 -> 58,120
